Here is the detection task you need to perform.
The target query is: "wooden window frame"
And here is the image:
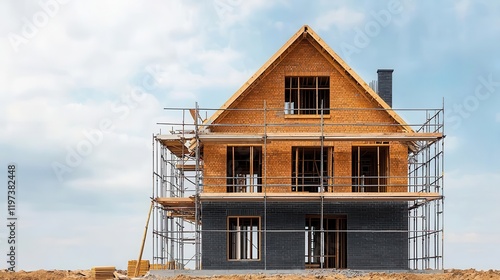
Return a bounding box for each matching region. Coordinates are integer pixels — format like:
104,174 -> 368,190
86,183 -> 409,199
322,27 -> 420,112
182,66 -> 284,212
351,145 -> 390,193
305,215 -> 347,269
227,216 -> 261,261
285,76 -> 330,116
292,147 -> 334,192
226,146 -> 263,193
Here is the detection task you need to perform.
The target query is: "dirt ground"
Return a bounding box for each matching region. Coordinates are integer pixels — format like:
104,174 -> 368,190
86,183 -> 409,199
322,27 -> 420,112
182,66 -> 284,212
0,270 -> 91,280
0,269 -> 500,280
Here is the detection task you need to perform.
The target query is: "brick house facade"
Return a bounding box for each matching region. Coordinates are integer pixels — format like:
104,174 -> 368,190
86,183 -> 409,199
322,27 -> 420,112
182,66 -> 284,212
154,25 -> 444,271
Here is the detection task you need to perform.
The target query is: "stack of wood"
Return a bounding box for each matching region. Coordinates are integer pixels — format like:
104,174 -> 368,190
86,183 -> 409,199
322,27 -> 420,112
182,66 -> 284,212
127,260 -> 150,277
90,266 -> 115,280
150,263 -> 168,270
150,261 -> 179,270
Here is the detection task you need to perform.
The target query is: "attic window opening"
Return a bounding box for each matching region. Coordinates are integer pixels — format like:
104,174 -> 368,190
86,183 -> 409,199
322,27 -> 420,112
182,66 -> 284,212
285,76 -> 330,115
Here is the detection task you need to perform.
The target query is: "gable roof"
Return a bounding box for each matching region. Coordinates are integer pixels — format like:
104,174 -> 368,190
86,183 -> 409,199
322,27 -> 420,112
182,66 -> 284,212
204,25 -> 413,133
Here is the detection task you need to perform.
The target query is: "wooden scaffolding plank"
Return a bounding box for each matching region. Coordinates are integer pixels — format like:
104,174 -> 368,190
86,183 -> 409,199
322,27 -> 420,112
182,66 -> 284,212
156,197 -> 196,222
200,192 -> 442,202
197,132 -> 442,142
156,197 -> 195,208
175,163 -> 203,171
157,134 -> 195,157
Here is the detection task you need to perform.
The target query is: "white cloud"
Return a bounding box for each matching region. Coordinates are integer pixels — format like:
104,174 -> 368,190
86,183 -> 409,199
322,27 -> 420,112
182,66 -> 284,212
0,0 -> 254,270
1,0 -> 202,93
454,0 -> 471,20
155,47 -> 250,95
315,7 -> 365,31
213,0 -> 277,29
16,205 -> 149,269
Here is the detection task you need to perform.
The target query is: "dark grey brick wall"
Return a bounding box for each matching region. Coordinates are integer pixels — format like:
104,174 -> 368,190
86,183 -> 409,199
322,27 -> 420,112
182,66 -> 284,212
201,201 -> 408,270
377,69 -> 394,107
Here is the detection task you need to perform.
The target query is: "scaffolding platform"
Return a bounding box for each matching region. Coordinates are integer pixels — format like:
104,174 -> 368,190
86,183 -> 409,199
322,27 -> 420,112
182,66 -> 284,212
199,192 -> 442,202
195,132 -> 443,142
157,134 -> 194,157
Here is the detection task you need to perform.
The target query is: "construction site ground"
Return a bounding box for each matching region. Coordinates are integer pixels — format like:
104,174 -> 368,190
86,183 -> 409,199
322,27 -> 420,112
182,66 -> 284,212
1,269 -> 500,280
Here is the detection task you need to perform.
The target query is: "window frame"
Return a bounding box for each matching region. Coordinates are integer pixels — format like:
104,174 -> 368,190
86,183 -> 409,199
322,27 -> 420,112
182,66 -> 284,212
291,146 -> 334,192
227,216 -> 261,261
226,146 -> 263,193
285,76 -> 330,116
351,145 -> 390,193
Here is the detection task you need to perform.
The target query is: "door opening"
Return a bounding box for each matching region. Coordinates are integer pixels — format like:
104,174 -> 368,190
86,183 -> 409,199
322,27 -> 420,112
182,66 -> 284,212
305,215 -> 347,269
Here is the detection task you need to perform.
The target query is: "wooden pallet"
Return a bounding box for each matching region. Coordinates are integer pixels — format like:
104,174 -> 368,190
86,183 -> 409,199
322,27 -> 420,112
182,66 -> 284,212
127,260 -> 150,277
91,266 -> 115,280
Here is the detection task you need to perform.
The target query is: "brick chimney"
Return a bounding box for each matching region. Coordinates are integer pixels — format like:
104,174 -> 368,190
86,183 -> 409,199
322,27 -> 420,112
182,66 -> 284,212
377,69 -> 394,107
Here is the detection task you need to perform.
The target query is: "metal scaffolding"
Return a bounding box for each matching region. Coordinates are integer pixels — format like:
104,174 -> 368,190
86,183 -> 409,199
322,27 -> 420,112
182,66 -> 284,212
151,104 -> 444,270
408,109 -> 445,270
152,107 -> 202,269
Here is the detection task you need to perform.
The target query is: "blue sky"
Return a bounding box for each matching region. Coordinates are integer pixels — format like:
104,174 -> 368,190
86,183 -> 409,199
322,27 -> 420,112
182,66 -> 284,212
1,0 -> 499,271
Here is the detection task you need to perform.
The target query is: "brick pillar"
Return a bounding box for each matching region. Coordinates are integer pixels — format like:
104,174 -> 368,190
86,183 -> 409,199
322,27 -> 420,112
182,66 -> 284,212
334,142 -> 352,192
388,142 -> 408,192
203,144 -> 227,192
265,142 -> 290,193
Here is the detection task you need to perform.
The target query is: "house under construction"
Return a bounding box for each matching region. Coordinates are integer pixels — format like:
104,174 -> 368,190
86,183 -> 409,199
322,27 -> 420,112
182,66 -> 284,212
151,25 -> 444,270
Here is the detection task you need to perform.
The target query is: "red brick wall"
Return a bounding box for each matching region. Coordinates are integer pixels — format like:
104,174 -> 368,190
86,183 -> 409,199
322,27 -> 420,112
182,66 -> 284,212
203,144 -> 226,192
388,142 -> 409,192
202,36 -> 408,193
334,142 -> 352,193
